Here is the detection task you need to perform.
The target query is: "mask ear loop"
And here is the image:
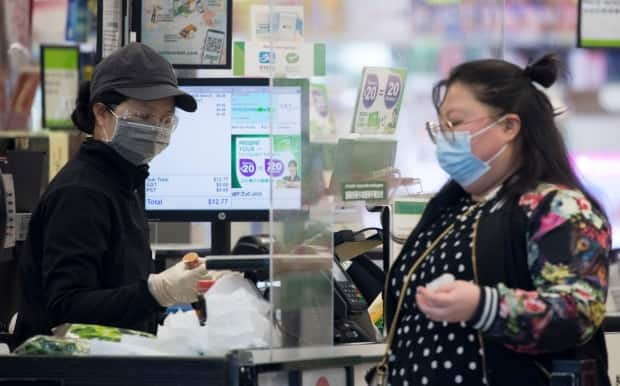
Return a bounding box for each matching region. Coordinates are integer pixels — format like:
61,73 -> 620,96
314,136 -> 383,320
486,143 -> 508,164
470,115 -> 508,139
480,115 -> 511,165
102,106 -> 119,143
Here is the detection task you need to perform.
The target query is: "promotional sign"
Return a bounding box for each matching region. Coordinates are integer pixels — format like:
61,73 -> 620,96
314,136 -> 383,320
231,134 -> 302,209
40,45 -> 80,129
250,5 -> 304,43
66,0 -> 98,43
97,0 -> 125,60
2,174 -> 16,249
578,0 -> 620,48
309,83 -> 336,142
352,67 -> 407,135
233,41 -> 325,78
137,0 -> 232,68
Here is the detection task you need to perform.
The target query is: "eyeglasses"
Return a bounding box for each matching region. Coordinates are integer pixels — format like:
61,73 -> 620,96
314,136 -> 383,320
108,105 -> 178,131
425,115 -> 497,144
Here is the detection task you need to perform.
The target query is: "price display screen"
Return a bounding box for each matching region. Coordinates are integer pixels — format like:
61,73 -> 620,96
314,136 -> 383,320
145,79 -> 304,220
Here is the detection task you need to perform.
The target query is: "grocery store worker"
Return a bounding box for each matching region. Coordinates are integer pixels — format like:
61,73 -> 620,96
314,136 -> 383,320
14,43 -> 207,344
380,54 -> 611,386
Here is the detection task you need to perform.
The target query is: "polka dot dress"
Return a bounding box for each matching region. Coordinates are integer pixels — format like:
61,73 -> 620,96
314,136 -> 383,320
386,196 -> 490,386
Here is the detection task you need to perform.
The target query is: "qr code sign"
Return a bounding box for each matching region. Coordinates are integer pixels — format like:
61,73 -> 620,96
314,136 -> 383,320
207,35 -> 223,54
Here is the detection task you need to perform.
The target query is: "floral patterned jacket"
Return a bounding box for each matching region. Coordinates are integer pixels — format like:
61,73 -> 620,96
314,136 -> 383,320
470,183 -> 611,354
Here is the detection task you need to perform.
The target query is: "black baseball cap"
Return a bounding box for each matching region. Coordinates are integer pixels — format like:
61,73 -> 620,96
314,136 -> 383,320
90,43 -> 197,112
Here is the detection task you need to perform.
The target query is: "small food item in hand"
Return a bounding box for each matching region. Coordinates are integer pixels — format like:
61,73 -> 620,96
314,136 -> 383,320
426,273 -> 455,291
183,252 -> 200,269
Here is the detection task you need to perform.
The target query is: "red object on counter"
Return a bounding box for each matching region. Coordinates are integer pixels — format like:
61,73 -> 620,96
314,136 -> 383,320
197,279 -> 215,293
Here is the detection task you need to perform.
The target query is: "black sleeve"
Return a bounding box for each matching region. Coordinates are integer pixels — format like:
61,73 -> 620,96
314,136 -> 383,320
40,187 -> 162,329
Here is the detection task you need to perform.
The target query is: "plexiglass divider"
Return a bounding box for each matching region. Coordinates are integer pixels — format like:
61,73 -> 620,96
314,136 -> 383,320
266,0 -> 335,354
182,0 -> 506,354
260,0 -> 507,353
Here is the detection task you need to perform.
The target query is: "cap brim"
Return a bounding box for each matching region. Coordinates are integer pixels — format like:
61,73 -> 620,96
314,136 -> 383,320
114,84 -> 197,112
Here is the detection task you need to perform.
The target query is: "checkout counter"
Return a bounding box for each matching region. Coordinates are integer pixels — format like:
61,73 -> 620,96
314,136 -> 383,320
0,344 -> 385,386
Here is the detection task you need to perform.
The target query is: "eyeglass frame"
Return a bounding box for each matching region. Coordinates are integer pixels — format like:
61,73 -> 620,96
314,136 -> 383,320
425,115 -> 502,144
106,104 -> 179,131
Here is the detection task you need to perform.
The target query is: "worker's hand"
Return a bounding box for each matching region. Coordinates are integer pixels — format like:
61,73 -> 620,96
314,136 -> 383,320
147,258 -> 208,307
415,280 -> 481,323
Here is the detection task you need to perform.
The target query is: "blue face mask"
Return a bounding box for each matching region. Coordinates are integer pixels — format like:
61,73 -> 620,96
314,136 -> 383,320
435,116 -> 508,187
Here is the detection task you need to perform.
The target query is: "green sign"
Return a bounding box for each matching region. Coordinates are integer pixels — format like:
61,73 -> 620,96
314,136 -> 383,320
41,45 -> 80,129
395,200 -> 427,215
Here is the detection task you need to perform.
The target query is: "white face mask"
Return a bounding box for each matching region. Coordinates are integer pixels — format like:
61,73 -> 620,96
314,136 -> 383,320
104,110 -> 172,165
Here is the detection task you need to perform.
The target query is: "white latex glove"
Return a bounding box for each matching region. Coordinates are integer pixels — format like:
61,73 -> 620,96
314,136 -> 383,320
148,259 -> 208,307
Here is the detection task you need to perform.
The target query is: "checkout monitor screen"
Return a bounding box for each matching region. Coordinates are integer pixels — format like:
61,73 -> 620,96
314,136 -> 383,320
145,78 -> 308,221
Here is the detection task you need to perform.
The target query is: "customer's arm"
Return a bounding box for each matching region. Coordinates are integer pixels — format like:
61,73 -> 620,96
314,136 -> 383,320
41,187 -> 163,329
470,185 -> 611,354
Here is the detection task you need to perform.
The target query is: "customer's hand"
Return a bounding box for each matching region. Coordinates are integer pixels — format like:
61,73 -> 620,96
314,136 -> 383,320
147,259 -> 208,307
415,280 -> 481,323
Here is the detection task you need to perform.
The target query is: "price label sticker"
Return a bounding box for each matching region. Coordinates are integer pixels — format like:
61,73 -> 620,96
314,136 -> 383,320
384,74 -> 402,109
239,159 -> 257,177
362,73 -> 379,109
265,158 -> 285,177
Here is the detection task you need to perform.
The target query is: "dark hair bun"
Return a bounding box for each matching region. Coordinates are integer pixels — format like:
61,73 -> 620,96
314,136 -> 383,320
71,81 -> 94,134
523,54 -> 560,88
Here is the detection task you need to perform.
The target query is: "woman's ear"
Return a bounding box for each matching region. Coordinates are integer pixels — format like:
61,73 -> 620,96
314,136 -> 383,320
503,113 -> 521,142
92,103 -> 110,129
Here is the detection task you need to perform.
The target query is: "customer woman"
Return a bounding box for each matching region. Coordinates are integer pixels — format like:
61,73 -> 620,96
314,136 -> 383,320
15,43 -> 208,344
383,54 -> 611,386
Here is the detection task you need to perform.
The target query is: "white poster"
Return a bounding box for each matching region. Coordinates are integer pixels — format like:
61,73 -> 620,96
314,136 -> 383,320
100,0 -> 123,58
579,0 -> 620,47
239,41 -> 323,78
139,0 -> 230,67
250,5 -> 304,43
352,67 -> 408,135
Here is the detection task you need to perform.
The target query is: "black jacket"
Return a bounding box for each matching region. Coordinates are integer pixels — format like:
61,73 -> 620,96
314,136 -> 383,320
15,139 -> 163,344
386,181 -> 610,386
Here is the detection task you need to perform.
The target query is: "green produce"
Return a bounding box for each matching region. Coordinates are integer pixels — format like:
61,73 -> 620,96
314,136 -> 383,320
14,335 -> 90,356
